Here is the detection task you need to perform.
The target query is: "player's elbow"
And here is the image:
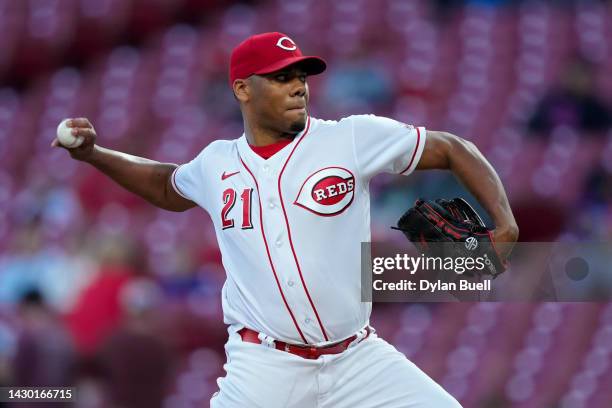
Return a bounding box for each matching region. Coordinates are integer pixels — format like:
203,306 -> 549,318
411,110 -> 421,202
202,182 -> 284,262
512,224 -> 519,241
157,202 -> 186,212
168,202 -> 197,212
444,133 -> 485,167
158,191 -> 197,212
447,132 -> 478,154
152,197 -> 195,212
505,222 -> 520,243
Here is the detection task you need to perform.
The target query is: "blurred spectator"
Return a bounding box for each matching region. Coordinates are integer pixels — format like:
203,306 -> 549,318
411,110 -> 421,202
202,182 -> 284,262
0,216 -> 85,311
158,246 -> 206,298
583,164 -> 612,208
12,290 -> 75,388
528,58 -> 612,137
323,51 -> 394,116
64,234 -> 146,355
560,164 -> 612,241
0,317 -> 17,405
95,278 -> 174,408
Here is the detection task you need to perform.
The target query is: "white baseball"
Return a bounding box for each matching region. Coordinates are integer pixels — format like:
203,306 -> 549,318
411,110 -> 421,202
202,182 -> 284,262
56,119 -> 84,148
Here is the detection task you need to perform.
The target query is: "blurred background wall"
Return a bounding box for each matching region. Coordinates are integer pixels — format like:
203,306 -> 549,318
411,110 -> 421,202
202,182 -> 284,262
0,0 -> 611,407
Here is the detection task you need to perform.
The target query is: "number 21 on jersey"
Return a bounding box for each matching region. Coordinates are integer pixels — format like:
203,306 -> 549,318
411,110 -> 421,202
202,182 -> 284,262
221,188 -> 253,230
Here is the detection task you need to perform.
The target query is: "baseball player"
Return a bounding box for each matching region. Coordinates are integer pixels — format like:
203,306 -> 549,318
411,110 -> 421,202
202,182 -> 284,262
53,32 -> 518,407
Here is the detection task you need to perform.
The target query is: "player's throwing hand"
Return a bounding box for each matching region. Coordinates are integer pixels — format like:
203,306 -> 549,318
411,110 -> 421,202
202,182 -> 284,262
51,118 -> 97,161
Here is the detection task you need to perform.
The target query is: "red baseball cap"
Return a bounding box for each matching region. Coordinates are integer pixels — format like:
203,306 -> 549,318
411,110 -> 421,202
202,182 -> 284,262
229,32 -> 326,86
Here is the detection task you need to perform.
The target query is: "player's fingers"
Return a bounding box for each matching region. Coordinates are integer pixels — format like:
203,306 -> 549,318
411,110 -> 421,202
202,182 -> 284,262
73,127 -> 96,138
67,118 -> 92,128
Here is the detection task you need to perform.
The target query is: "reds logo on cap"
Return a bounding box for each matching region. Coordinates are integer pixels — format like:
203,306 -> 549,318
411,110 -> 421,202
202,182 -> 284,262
294,167 -> 356,216
276,36 -> 297,51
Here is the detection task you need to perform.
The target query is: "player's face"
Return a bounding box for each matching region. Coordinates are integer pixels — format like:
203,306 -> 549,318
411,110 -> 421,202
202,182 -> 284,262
249,66 -> 310,135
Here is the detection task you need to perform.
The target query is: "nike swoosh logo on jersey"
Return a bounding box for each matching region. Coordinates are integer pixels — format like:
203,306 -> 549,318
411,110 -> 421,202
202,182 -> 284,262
221,171 -> 240,180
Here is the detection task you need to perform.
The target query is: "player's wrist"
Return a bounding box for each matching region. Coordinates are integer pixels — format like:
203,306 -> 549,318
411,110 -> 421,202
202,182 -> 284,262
493,223 -> 519,243
76,144 -> 100,163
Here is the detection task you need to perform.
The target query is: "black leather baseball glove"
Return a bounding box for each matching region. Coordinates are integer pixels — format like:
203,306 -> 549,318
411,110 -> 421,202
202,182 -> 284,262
393,198 -> 506,277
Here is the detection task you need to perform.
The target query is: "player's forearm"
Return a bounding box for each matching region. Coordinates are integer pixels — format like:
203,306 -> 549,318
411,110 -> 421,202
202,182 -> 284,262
447,136 -> 518,240
85,145 -> 177,209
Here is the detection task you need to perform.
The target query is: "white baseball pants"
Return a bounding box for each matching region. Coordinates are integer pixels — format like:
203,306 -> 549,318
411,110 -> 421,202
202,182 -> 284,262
210,326 -> 462,408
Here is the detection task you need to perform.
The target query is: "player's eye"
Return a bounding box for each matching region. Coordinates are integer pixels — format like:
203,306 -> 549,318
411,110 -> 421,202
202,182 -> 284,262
275,74 -> 288,82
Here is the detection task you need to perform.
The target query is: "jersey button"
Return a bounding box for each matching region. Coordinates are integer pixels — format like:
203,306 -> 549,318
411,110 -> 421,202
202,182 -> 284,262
263,165 -> 270,172
268,202 -> 275,209
305,317 -> 311,324
287,279 -> 294,287
275,239 -> 282,247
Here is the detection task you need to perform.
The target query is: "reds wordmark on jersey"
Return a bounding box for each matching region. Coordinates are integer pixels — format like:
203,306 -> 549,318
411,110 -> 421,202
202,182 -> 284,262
172,114 -> 425,345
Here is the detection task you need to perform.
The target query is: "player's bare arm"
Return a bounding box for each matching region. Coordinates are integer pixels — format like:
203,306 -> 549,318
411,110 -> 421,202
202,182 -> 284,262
51,118 -> 196,212
417,130 -> 519,259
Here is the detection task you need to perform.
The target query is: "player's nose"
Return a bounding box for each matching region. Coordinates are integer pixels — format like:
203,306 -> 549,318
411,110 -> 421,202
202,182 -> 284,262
289,79 -> 306,98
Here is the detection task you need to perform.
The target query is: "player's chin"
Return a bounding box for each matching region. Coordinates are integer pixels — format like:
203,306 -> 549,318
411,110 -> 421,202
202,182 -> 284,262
286,109 -> 307,133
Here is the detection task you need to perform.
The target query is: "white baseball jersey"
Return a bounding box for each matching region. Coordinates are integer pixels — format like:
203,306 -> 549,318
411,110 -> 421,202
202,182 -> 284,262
172,114 -> 426,346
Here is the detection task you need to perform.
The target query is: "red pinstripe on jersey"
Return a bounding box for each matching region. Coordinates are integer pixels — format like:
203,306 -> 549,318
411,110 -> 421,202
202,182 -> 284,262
400,127 -> 422,175
239,156 -> 308,344
277,116 -> 330,342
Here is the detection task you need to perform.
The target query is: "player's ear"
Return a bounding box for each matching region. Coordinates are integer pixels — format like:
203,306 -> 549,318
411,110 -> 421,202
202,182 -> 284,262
233,79 -> 250,103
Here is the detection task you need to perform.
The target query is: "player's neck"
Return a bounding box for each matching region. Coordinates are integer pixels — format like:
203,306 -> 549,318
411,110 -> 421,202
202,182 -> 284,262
244,120 -> 296,147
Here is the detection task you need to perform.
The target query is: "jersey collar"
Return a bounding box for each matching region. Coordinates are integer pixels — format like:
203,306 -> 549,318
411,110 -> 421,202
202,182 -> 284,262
249,138 -> 293,159
237,116 -> 314,166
